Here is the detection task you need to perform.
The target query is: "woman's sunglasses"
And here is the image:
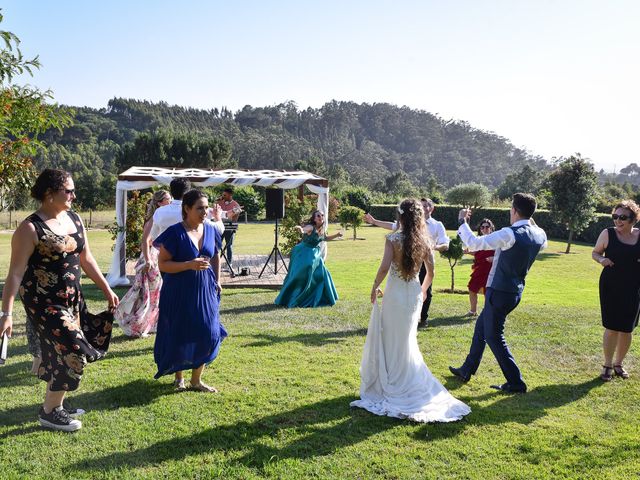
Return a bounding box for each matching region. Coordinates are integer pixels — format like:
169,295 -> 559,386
612,214 -> 632,221
480,224 -> 492,229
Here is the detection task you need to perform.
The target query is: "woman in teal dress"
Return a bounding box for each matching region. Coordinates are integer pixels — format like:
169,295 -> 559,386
275,210 -> 343,308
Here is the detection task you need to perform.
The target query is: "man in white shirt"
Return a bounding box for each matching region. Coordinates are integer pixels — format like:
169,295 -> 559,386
449,193 -> 547,394
148,178 -> 224,242
364,198 -> 449,328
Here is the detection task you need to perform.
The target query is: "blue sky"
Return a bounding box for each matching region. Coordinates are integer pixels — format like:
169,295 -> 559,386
3,1 -> 639,171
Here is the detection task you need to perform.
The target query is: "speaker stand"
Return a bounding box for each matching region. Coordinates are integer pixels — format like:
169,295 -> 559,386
259,217 -> 288,278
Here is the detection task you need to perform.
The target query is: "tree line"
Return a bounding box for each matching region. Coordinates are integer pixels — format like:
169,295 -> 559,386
3,7 -> 639,233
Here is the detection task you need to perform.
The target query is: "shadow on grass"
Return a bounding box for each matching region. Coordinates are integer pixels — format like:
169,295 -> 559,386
108,333 -> 154,345
414,379 -> 602,439
104,346 -> 154,360
0,360 -> 36,390
221,302 -> 281,316
67,379 -> 603,475
68,394 -> 401,474
0,378 -> 167,428
426,315 -> 474,328
236,328 -> 367,347
534,251 -> 565,262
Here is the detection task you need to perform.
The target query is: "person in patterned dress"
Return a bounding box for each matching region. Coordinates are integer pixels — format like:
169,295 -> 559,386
1,169 -> 119,432
115,189 -> 170,337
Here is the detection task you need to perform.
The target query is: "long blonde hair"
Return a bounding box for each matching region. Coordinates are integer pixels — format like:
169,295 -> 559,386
397,198 -> 432,278
145,190 -> 170,223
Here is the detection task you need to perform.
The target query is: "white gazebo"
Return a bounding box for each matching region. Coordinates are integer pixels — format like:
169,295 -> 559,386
106,166 -> 330,287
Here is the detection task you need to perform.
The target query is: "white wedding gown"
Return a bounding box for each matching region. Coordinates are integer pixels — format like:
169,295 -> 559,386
351,236 -> 471,423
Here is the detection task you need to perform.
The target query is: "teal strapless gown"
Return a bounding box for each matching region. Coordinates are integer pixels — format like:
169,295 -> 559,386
275,230 -> 338,308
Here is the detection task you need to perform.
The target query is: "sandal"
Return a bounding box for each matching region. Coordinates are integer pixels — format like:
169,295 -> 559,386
190,382 -> 218,393
613,364 -> 630,379
600,365 -> 614,382
173,378 -> 187,391
464,311 -> 478,317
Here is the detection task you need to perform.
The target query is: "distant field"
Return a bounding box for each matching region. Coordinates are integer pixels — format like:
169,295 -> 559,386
0,209 -> 117,230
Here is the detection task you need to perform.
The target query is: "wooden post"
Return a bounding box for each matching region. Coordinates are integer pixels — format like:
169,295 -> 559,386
298,185 -> 304,202
89,210 -> 93,228
9,210 -> 12,229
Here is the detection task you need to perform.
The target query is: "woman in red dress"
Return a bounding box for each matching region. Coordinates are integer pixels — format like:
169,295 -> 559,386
465,219 -> 495,316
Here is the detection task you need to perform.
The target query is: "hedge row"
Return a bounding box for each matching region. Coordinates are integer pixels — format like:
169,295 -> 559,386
368,204 -> 612,245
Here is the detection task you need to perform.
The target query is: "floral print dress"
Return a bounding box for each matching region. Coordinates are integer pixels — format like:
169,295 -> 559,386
114,247 -> 161,337
19,211 -> 113,392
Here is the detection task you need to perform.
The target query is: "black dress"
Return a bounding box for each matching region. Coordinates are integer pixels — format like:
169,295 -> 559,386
599,227 -> 640,333
19,211 -> 113,391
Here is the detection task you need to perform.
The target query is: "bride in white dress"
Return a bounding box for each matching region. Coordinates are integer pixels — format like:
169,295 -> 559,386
351,199 -> 471,423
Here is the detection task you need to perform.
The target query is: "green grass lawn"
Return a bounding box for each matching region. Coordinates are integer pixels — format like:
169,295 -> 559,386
0,224 -> 638,479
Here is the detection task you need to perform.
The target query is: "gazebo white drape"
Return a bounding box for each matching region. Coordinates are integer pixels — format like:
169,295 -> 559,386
106,167 -> 330,287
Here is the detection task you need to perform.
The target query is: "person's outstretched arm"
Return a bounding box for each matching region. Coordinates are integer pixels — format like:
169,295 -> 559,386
421,254 -> 434,300
433,222 -> 450,252
371,239 -> 394,303
364,213 -> 395,231
79,218 -> 119,309
457,209 -> 515,252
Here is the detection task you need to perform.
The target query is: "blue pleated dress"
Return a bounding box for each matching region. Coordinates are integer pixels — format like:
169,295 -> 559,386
275,229 -> 338,308
152,222 -> 227,378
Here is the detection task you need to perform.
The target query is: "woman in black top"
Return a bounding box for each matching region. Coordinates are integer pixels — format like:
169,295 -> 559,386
592,200 -> 640,381
0,169 -> 119,431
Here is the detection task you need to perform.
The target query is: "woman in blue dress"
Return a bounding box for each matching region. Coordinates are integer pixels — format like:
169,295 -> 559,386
275,210 -> 342,308
153,189 -> 226,392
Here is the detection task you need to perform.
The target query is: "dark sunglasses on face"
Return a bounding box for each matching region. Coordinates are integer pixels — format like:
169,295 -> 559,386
612,214 -> 631,221
61,188 -> 75,195
480,225 -> 491,229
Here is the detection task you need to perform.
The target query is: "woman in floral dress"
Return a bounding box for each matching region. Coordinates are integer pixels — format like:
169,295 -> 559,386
115,189 -> 170,337
1,169 -> 119,432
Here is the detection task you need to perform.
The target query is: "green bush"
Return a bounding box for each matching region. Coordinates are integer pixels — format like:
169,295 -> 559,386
337,205 -> 364,240
280,191 -> 315,255
232,186 -> 265,220
445,182 -> 492,208
108,190 -> 150,261
439,235 -> 465,292
340,186 -> 372,211
369,204 -> 612,244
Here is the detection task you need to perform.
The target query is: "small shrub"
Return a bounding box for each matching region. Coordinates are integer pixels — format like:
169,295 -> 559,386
280,191 -> 315,255
108,190 -> 150,261
440,235 -> 464,292
338,205 -> 364,240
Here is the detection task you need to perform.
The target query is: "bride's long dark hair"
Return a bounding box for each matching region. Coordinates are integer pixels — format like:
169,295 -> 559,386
397,198 -> 432,278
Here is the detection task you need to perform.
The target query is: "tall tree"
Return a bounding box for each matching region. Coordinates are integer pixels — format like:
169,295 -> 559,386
496,164 -> 545,200
0,10 -> 73,209
548,154 -> 598,253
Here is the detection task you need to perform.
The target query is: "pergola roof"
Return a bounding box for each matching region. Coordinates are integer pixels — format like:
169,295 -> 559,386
117,167 -> 329,188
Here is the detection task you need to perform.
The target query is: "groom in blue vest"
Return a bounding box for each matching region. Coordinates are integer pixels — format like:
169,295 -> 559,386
449,193 -> 547,393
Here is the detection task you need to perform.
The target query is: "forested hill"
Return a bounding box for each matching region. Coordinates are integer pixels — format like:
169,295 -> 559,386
35,98 -> 549,208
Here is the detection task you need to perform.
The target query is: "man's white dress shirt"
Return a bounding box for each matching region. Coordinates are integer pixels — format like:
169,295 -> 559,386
150,200 -> 224,240
457,219 -> 547,252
